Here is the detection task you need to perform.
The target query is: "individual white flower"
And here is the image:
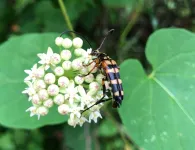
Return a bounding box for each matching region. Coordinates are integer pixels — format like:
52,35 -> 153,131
34,79 -> 46,90
37,47 -> 54,70
55,37 -> 63,46
77,85 -> 95,107
74,76 -> 84,84
37,106 -> 48,117
79,66 -> 88,75
96,74 -> 105,84
44,73 -> 56,84
24,64 -> 44,81
72,59 -> 83,70
84,74 -> 94,83
74,48 -> 85,57
61,50 -> 71,60
81,48 -> 93,65
63,80 -> 80,105
62,38 -> 72,48
22,81 -> 36,101
73,37 -> 83,48
26,106 -> 38,117
51,53 -> 61,65
89,110 -> 102,123
38,89 -> 49,101
43,99 -> 53,108
58,104 -> 70,115
58,76 -> 69,87
54,94 -> 65,105
62,61 -> 72,70
32,94 -> 42,105
47,84 -> 59,96
54,66 -> 64,76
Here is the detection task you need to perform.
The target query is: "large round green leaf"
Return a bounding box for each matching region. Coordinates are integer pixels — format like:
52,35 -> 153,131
119,29 -> 195,150
0,33 -> 68,129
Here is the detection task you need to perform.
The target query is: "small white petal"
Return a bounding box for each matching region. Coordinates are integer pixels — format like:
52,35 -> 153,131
47,47 -> 53,57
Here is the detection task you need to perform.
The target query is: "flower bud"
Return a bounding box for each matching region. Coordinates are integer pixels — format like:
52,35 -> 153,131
80,67 -> 88,75
72,59 -> 82,70
44,73 -> 56,84
54,66 -> 64,76
58,76 -> 69,87
73,37 -> 83,48
54,94 -> 65,105
74,48 -> 85,56
89,82 -> 100,91
51,53 -> 61,65
32,94 -> 42,105
84,74 -> 94,83
75,76 -> 84,84
55,37 -> 63,46
61,50 -> 72,60
38,89 -> 49,101
43,99 -> 53,108
34,79 -> 46,90
47,84 -> 59,96
58,104 -> 70,115
62,61 -> 71,70
96,74 -> 105,83
62,38 -> 72,48
37,106 -> 48,116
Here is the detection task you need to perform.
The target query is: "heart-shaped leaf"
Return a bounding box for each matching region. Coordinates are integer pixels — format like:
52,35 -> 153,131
119,29 -> 195,150
0,33 -> 68,129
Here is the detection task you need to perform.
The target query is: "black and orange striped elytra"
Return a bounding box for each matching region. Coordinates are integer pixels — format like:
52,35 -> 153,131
80,29 -> 124,112
60,29 -> 124,112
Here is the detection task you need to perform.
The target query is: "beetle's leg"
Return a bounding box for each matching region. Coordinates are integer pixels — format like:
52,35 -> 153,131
82,60 -> 95,67
81,77 -> 110,114
80,62 -> 101,77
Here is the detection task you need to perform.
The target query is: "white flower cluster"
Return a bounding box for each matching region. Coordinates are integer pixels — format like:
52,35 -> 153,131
22,36 -> 107,127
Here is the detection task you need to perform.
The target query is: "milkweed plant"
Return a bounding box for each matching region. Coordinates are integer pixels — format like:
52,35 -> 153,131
22,36 -> 108,127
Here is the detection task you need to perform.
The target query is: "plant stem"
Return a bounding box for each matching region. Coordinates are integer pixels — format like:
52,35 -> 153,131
119,1 -> 143,46
58,0 -> 75,38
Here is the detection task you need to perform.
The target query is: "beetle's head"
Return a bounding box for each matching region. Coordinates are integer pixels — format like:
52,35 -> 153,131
90,50 -> 100,56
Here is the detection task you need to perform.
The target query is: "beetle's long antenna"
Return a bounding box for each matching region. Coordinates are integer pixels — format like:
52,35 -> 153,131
60,30 -> 92,48
96,29 -> 115,51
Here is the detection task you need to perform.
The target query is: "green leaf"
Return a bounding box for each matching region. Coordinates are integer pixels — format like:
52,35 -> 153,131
119,29 -> 195,150
0,33 -> 68,129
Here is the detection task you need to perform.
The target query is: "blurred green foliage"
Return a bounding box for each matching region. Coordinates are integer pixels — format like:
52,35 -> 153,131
1,0 -> 195,150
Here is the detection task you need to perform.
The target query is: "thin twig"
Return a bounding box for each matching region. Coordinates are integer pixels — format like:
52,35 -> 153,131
58,0 -> 75,38
119,1 -> 143,46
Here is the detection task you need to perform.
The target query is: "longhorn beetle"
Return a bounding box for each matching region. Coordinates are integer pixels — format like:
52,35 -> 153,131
60,29 -> 124,113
